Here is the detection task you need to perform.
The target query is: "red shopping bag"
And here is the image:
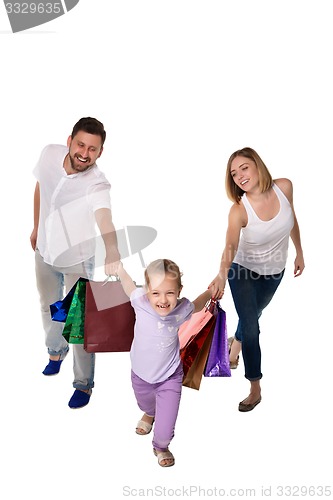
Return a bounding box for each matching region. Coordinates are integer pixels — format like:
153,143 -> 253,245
181,316 -> 216,389
178,300 -> 218,389
178,303 -> 214,351
84,279 -> 136,353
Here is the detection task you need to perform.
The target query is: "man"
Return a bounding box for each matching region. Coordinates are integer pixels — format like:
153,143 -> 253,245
30,117 -> 120,409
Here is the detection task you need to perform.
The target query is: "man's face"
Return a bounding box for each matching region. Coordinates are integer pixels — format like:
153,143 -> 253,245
67,131 -> 103,173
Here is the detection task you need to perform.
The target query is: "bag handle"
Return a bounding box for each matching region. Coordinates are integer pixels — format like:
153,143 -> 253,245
102,274 -> 120,286
205,298 -> 217,313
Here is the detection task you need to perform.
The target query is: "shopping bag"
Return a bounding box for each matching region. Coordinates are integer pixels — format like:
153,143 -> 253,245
178,299 -> 217,375
62,279 -> 87,344
180,312 -> 217,377
50,278 -> 87,322
84,279 -> 136,353
182,318 -> 216,390
204,303 -> 231,377
178,303 -> 214,350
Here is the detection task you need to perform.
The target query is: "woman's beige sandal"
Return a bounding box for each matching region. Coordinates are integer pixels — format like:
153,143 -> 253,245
153,448 -> 175,467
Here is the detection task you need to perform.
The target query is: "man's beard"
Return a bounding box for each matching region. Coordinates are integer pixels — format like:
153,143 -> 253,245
69,153 -> 93,173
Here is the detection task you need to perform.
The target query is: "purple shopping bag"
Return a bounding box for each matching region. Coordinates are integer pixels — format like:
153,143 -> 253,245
204,302 -> 231,377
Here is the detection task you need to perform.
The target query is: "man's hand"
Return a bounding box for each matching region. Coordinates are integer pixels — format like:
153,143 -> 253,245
105,247 -> 121,277
30,228 -> 37,250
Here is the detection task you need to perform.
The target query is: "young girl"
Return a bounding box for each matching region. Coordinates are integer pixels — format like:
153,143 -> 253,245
116,258 -> 212,467
209,147 -> 305,412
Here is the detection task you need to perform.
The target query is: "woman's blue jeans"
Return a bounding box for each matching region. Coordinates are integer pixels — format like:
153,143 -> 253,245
228,263 -> 284,381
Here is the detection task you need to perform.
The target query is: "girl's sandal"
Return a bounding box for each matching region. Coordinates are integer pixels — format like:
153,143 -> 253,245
135,416 -> 154,435
153,448 -> 175,467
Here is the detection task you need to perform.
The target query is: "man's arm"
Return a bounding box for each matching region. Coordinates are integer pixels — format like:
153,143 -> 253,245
30,182 -> 40,250
94,208 -> 121,275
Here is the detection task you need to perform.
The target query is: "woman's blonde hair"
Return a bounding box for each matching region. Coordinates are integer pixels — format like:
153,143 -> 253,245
225,147 -> 273,203
144,259 -> 183,290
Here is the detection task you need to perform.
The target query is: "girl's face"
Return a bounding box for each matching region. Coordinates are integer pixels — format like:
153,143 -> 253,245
146,273 -> 181,317
230,156 -> 259,192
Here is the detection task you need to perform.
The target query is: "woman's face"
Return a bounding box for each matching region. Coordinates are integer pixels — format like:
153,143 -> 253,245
230,156 -> 259,192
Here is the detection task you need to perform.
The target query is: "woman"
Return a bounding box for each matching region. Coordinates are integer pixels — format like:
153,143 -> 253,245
209,147 -> 305,412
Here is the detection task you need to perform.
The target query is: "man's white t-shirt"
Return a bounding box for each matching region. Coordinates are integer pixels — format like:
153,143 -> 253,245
34,144 -> 111,267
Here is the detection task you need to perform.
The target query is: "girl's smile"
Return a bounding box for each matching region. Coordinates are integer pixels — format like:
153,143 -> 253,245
146,274 -> 181,317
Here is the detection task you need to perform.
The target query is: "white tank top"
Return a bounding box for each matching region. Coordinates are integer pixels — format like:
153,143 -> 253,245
233,183 -> 294,275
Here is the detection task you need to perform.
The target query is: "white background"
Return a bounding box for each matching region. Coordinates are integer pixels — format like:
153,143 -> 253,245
1,1 -> 331,499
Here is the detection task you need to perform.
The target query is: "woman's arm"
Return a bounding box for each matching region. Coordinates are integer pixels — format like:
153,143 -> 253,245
208,203 -> 244,298
275,178 -> 305,277
290,215 -> 305,276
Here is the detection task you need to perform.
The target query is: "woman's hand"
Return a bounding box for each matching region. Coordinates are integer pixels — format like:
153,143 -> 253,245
294,253 -> 305,277
208,275 -> 225,300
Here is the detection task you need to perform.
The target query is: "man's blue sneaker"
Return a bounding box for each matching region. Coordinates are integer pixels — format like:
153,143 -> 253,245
42,359 -> 63,376
68,389 -> 92,409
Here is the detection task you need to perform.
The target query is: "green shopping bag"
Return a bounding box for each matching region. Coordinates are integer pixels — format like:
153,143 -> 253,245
62,279 -> 87,344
